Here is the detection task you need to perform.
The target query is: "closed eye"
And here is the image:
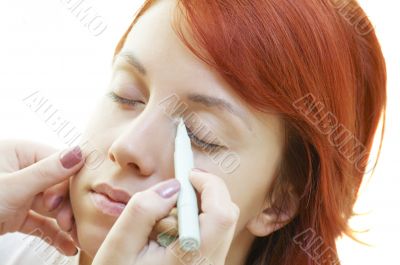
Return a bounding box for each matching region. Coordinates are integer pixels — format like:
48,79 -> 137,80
107,91 -> 145,107
107,91 -> 224,152
186,126 -> 225,153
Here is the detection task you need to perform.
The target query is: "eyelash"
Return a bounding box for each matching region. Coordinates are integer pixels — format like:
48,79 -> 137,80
186,127 -> 224,152
108,91 -> 224,152
107,91 -> 144,107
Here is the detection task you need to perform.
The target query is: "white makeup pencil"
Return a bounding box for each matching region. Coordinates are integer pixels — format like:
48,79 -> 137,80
174,118 -> 201,252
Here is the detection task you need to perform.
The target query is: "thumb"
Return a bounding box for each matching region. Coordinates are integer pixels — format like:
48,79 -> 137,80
9,146 -> 84,198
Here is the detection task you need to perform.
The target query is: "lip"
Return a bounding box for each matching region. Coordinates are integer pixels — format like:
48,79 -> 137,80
90,183 -> 132,217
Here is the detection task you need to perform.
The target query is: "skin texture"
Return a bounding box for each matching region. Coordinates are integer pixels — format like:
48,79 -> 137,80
69,0 -> 291,264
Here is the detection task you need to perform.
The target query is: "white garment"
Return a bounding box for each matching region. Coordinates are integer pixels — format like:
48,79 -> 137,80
0,232 -> 80,265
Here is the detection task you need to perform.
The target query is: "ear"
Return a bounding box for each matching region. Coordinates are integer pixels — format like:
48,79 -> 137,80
246,191 -> 299,237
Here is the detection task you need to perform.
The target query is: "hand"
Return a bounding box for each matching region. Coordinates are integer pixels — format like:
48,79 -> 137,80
0,140 -> 84,256
92,169 -> 240,265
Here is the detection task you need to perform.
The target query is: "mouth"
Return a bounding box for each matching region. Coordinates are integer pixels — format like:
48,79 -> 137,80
89,183 -> 131,217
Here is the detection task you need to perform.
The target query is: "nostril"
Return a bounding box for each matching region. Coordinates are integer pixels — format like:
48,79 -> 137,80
128,162 -> 140,171
109,153 -> 116,162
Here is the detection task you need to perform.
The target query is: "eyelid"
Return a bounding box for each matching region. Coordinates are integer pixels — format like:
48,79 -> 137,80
185,126 -> 224,152
111,63 -> 149,99
107,91 -> 144,106
113,61 -> 148,94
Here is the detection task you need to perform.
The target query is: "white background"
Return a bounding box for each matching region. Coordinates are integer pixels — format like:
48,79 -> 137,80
0,0 -> 399,264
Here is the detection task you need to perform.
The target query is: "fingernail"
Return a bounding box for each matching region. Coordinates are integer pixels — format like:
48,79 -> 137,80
49,196 -> 63,211
74,248 -> 79,256
155,179 -> 180,198
60,146 -> 82,169
192,168 -> 208,173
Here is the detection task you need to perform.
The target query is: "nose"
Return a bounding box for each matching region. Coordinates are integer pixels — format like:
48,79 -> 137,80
108,107 -> 176,177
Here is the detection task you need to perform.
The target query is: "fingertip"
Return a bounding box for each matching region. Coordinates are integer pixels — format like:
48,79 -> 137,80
192,168 -> 208,173
56,204 -> 74,232
190,168 -> 212,183
47,196 -> 64,212
58,239 -> 79,256
189,169 -> 204,182
190,168 -> 206,180
155,179 -> 181,199
59,146 -> 83,169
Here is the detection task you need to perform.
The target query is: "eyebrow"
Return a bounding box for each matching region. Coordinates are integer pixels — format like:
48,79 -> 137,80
113,52 -> 147,76
113,52 -> 252,131
187,93 -> 252,131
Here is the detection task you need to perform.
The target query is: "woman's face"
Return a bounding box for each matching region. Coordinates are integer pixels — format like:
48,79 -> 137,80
70,0 -> 285,259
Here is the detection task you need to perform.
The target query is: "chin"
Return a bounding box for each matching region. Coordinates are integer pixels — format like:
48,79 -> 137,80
75,218 -> 108,257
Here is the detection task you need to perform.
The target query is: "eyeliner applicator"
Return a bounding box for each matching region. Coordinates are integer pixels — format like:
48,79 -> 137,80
174,118 -> 201,251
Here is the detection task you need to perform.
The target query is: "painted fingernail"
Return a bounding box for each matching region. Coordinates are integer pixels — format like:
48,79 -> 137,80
49,196 -> 63,211
155,179 -> 181,198
192,168 -> 208,173
60,146 -> 82,169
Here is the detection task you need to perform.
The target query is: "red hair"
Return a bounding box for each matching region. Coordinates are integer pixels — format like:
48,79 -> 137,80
114,0 -> 386,264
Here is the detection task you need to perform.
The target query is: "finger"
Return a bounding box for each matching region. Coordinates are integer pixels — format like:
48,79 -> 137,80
153,207 -> 178,237
0,140 -> 57,173
188,170 -> 240,256
56,199 -> 74,232
92,179 -> 180,265
13,140 -> 58,169
31,193 -> 74,232
31,192 -> 55,218
69,217 -> 80,248
19,210 -> 78,256
42,180 -> 70,212
31,183 -> 66,218
7,145 -> 83,199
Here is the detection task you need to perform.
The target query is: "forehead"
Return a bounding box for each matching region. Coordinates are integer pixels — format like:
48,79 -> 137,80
120,0 -> 204,80
118,0 -> 255,113
117,0 -> 285,147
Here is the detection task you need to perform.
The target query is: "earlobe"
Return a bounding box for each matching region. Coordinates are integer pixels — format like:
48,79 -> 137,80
246,208 -> 288,237
246,196 -> 299,237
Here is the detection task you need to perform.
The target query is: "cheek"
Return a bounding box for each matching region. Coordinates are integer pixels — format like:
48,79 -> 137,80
69,168 -> 111,255
224,154 -> 278,232
82,98 -> 124,137
228,176 -> 270,233
191,149 -> 266,231
69,165 -> 100,225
